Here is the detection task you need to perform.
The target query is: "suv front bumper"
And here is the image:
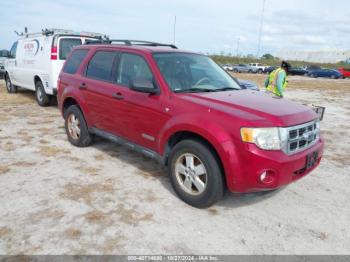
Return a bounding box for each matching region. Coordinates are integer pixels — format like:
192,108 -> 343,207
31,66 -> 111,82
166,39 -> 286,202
222,137 -> 324,193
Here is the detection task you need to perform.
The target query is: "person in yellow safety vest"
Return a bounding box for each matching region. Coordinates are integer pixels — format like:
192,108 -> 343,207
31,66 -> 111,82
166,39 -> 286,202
264,61 -> 291,98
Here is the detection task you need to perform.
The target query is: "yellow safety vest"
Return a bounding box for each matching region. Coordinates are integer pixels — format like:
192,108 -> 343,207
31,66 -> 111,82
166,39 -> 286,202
266,68 -> 287,97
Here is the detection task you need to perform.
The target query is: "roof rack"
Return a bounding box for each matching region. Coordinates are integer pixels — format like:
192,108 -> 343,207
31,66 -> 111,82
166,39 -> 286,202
84,39 -> 178,49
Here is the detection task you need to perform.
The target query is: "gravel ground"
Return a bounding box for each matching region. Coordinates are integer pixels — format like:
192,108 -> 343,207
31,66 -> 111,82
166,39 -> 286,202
0,76 -> 349,255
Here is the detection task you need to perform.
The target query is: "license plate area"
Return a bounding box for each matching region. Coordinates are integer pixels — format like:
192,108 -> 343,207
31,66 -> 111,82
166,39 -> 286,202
306,151 -> 319,170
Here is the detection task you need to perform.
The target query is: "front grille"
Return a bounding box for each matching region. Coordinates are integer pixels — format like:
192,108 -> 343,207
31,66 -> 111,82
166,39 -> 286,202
284,120 -> 319,154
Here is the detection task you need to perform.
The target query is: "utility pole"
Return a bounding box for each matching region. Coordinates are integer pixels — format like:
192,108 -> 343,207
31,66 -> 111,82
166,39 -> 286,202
257,0 -> 266,58
173,15 -> 177,45
236,36 -> 240,57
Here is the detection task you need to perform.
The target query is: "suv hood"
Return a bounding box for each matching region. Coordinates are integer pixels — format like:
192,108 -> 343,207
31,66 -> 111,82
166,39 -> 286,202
179,90 -> 316,127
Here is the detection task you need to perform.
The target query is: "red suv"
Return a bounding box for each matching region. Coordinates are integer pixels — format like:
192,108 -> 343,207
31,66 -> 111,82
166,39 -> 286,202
58,40 -> 324,208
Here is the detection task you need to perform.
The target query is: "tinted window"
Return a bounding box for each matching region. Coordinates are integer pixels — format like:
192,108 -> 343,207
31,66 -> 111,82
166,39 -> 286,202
59,38 -> 82,60
117,53 -> 154,88
10,42 -> 18,58
63,49 -> 88,74
86,51 -> 117,82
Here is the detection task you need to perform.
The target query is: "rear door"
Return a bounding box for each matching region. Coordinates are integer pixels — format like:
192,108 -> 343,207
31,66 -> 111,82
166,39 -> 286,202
79,49 -> 125,134
52,36 -> 97,89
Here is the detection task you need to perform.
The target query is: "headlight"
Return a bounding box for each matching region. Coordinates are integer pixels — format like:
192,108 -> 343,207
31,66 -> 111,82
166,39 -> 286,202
241,127 -> 282,150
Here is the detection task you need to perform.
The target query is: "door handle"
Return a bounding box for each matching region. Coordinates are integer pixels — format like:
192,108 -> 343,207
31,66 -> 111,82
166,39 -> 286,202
79,83 -> 88,89
112,92 -> 124,100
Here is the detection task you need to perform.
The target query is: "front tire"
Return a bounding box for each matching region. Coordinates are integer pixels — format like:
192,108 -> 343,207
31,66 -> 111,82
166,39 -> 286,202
35,81 -> 51,107
5,74 -> 17,93
64,105 -> 92,147
168,139 -> 224,208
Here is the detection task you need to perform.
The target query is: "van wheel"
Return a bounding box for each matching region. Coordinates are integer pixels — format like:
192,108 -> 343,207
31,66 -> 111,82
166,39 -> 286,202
35,81 -> 51,107
64,105 -> 92,147
5,75 -> 17,93
168,139 -> 224,208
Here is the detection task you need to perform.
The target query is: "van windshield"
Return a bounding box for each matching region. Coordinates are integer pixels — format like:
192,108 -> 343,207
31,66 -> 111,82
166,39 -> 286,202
153,52 -> 241,93
59,38 -> 82,60
0,50 -> 8,57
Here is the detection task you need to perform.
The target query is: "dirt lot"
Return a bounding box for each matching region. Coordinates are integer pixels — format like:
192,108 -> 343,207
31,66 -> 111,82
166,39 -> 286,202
0,75 -> 350,255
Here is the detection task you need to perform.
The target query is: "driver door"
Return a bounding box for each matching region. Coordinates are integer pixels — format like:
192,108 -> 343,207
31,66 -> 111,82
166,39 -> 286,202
6,41 -> 19,85
113,52 -> 169,150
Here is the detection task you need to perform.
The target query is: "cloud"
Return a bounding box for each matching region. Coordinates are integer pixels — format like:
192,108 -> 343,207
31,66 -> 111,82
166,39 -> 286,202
0,0 -> 349,55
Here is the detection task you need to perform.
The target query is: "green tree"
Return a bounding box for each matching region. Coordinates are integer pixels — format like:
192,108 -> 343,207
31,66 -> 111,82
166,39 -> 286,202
262,53 -> 274,60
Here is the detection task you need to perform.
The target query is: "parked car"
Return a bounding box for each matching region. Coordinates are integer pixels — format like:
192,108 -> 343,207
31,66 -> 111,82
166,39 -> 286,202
233,64 -> 257,73
288,67 -> 307,76
237,79 -> 259,91
58,40 -> 324,208
0,50 -> 9,78
307,69 -> 343,79
249,63 -> 268,73
338,67 -> 350,78
222,64 -> 233,71
304,65 -> 321,73
264,66 -> 277,74
4,28 -> 104,106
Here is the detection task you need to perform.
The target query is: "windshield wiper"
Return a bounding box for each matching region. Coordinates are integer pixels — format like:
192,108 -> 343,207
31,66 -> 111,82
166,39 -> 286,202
213,87 -> 241,92
174,88 -> 216,93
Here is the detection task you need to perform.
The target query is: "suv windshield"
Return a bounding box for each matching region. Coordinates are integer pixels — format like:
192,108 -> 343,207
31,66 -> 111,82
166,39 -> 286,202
153,53 -> 241,92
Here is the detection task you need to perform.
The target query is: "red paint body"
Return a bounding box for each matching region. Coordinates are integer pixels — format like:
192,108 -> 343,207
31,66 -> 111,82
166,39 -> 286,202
338,67 -> 350,78
58,45 -> 324,193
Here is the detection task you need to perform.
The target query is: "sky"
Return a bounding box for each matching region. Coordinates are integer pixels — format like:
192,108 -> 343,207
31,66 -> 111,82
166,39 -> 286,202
1,0 -> 349,56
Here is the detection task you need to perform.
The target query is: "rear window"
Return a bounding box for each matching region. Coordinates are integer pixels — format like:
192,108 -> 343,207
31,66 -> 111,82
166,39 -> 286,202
86,51 -> 118,82
59,38 -> 82,60
62,49 -> 88,74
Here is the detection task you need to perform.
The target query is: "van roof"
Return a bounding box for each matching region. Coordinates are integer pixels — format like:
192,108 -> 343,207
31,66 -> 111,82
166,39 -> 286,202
18,28 -> 105,39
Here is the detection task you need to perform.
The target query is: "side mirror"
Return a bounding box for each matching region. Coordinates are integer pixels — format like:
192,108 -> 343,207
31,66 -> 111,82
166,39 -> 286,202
131,78 -> 158,94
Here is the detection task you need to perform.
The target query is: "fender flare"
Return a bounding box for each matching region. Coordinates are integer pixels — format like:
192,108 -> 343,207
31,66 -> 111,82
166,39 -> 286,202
60,88 -> 92,127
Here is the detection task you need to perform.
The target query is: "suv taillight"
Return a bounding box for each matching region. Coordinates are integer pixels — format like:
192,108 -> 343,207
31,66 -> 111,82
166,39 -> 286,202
51,46 -> 58,60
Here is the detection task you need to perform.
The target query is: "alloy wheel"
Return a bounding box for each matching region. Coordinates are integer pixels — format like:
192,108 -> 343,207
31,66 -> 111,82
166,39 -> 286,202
174,153 -> 207,195
67,113 -> 81,140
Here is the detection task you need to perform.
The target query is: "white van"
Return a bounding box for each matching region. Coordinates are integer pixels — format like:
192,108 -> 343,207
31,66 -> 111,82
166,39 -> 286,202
4,29 -> 104,106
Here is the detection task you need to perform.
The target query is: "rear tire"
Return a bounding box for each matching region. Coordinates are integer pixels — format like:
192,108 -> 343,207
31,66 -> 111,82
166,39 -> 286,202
35,81 -> 51,107
64,105 -> 92,147
5,74 -> 17,93
168,139 -> 224,208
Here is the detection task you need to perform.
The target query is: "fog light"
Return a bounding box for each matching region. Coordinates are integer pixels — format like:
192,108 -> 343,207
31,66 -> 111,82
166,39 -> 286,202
259,170 -> 275,185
